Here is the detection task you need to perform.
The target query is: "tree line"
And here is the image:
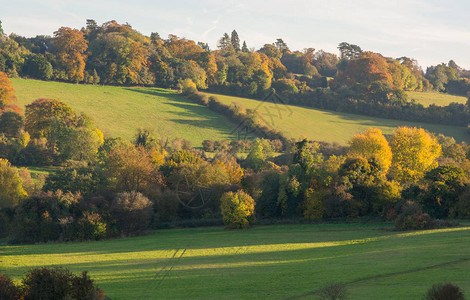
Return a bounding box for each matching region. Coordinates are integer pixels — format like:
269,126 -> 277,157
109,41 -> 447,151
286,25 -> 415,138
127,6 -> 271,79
1,19 -> 470,127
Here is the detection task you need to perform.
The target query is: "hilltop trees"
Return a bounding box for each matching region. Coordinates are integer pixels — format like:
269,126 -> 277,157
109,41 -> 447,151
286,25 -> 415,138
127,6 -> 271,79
53,27 -> 88,82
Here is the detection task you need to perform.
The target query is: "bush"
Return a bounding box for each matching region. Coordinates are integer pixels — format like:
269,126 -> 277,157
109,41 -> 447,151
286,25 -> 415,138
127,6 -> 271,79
10,191 -> 82,243
202,139 -> 215,152
111,191 -> 153,234
75,211 -> 107,240
22,267 -> 104,300
394,201 -> 451,231
318,283 -> 348,300
424,282 -> 465,300
180,78 -> 198,95
0,274 -> 20,300
220,190 -> 255,229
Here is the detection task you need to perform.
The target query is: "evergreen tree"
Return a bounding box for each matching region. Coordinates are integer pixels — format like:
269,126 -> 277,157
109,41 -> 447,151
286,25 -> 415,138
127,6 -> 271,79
242,40 -> 249,52
218,33 -> 231,50
150,32 -> 161,42
92,69 -> 100,85
198,42 -> 210,52
231,30 -> 240,51
274,38 -> 289,52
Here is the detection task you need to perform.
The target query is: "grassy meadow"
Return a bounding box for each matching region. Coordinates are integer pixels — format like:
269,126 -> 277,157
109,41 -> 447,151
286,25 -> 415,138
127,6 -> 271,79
407,91 -> 467,107
11,79 -> 249,146
208,93 -> 469,144
1,224 -> 469,299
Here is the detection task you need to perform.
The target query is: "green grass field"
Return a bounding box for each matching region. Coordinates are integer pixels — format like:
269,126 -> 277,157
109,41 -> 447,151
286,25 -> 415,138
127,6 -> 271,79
11,79 -> 249,146
1,224 -> 469,299
407,91 -> 467,107
208,93 -> 469,144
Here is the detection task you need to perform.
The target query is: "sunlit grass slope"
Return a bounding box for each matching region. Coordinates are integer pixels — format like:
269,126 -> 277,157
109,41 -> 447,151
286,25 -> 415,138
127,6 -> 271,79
407,91 -> 467,107
11,79 -> 248,146
208,93 -> 468,144
1,224 -> 469,299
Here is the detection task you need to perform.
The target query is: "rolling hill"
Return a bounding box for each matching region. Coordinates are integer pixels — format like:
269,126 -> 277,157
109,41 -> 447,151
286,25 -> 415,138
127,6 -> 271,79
208,92 -> 469,144
11,79 -> 249,146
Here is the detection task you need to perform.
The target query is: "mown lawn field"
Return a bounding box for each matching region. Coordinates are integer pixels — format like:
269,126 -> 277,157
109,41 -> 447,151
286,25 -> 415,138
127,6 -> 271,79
208,93 -> 469,144
1,224 -> 469,299
407,91 -> 467,107
11,79 -> 249,146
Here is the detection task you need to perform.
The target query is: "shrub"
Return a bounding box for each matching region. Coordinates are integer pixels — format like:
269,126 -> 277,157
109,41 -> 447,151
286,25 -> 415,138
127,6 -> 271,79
214,140 -> 230,152
424,282 -> 465,300
22,267 -> 104,300
318,283 -> 348,300
10,191 -> 82,243
111,191 -> 153,234
180,78 -> 197,95
394,201 -> 451,231
220,190 -> 255,229
0,273 -> 20,300
75,211 -> 107,240
154,190 -> 180,222
202,139 -> 215,152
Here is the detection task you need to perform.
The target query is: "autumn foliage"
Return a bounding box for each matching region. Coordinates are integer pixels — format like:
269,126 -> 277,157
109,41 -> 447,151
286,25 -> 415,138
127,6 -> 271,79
53,27 -> 88,82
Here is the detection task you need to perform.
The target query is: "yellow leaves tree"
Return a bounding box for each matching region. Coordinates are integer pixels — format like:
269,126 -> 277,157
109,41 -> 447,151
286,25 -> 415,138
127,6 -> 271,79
0,158 -> 27,208
53,27 -> 88,82
389,127 -> 442,183
220,190 -> 255,229
348,128 -> 393,176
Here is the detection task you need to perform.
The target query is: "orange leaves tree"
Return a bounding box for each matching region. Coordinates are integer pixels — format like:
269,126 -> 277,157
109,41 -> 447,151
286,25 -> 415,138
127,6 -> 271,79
335,52 -> 393,88
53,27 -> 88,82
0,71 -> 19,112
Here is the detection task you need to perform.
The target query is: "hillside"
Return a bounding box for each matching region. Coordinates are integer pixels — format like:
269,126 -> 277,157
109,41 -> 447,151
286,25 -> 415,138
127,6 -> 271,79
407,91 -> 467,107
207,93 -> 469,144
2,224 -> 469,299
11,79 -> 251,146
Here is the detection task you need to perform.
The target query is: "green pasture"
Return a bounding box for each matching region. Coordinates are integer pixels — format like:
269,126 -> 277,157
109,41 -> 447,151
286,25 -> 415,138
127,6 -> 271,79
407,91 -> 467,107
1,224 -> 469,299
208,93 -> 468,144
11,79 -> 248,146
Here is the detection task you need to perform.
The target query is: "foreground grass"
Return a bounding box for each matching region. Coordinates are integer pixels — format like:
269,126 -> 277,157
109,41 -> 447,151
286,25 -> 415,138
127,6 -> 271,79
11,79 -> 250,146
407,91 -> 467,107
208,93 -> 468,144
1,224 -> 469,299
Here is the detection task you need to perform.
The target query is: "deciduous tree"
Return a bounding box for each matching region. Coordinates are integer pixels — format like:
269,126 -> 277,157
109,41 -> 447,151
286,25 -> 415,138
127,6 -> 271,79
53,27 -> 88,82
389,127 -> 441,183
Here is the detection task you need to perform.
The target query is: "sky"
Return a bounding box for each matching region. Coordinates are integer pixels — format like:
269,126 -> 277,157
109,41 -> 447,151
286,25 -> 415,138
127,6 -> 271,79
2,0 -> 470,69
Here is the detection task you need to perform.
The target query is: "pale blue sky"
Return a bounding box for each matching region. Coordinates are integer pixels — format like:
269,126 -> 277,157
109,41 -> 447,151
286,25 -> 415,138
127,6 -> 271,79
2,0 -> 470,69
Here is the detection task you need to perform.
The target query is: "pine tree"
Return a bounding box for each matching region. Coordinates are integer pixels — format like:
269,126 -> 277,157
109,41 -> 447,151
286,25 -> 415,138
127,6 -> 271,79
242,41 -> 249,53
218,33 -> 231,50
231,30 -> 240,51
92,69 -> 100,85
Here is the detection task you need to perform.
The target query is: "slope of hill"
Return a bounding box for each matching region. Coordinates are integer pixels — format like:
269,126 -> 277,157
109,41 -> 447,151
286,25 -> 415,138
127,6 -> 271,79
11,79 -> 250,145
207,93 -> 469,144
407,91 -> 467,107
